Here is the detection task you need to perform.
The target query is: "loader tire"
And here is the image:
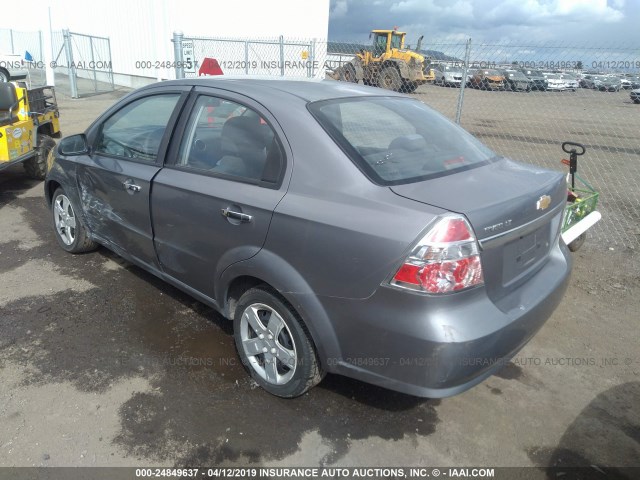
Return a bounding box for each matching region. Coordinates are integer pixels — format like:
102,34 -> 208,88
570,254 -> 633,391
343,64 -> 358,83
378,66 -> 402,91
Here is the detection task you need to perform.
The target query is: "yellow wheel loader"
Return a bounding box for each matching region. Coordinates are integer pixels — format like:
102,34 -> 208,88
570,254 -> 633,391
0,81 -> 60,180
331,28 -> 434,93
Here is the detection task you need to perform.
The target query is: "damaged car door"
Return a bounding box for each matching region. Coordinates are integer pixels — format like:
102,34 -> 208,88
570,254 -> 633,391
75,89 -> 188,268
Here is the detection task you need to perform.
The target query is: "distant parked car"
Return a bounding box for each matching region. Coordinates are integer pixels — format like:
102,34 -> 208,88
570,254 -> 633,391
500,69 -> 532,91
545,74 -> 569,91
627,76 -> 640,89
619,76 -> 632,90
559,73 -> 579,91
630,89 -> 640,104
0,53 -> 29,82
432,63 -> 464,87
469,69 -> 505,90
597,76 -> 622,92
580,74 -> 611,90
520,69 -> 548,91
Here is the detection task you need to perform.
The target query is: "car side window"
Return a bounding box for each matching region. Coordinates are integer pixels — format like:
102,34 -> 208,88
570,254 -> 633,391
94,94 -> 181,162
176,95 -> 283,183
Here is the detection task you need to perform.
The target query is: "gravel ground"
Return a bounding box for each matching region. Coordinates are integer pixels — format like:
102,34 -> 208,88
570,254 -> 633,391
0,83 -> 638,475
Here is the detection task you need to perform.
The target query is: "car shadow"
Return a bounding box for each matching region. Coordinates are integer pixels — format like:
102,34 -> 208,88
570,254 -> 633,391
527,381 -> 640,479
0,165 -> 41,208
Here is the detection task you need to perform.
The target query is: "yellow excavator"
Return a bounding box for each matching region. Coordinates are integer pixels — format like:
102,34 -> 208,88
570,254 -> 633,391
331,28 -> 434,93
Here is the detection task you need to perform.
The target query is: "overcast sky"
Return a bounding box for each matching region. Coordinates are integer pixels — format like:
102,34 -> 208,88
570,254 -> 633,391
329,0 -> 640,46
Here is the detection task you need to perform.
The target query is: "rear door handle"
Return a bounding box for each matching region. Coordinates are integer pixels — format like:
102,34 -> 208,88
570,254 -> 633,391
221,207 -> 252,223
123,180 -> 142,193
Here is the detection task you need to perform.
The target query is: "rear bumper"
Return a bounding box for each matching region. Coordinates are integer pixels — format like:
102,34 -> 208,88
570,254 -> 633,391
313,241 -> 571,398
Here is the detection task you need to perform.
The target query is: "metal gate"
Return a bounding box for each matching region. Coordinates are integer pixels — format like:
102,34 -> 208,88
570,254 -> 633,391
52,30 -> 115,98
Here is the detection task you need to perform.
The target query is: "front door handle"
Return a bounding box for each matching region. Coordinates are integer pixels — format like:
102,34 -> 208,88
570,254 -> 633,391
123,180 -> 142,193
221,207 -> 252,223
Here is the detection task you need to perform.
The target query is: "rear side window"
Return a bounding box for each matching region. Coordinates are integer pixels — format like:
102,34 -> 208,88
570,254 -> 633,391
308,97 -> 496,185
175,95 -> 284,184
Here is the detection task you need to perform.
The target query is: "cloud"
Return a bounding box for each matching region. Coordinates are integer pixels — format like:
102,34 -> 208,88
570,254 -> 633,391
328,0 -> 631,45
330,0 -> 348,18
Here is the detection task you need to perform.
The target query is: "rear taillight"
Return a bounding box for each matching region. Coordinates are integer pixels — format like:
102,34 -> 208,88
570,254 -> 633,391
389,214 -> 484,294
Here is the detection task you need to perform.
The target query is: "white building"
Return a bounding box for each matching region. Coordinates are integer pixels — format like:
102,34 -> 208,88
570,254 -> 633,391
0,0 -> 330,88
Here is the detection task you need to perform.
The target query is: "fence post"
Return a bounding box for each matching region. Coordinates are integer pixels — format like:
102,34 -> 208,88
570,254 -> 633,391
62,29 -> 79,98
455,38 -> 472,125
9,29 -> 14,54
89,36 -> 98,93
39,31 -> 43,63
107,37 -> 115,90
172,31 -> 185,79
244,41 -> 249,74
309,39 -> 316,78
279,35 -> 285,76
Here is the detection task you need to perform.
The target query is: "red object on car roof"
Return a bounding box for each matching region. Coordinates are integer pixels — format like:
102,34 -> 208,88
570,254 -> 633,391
198,58 -> 224,76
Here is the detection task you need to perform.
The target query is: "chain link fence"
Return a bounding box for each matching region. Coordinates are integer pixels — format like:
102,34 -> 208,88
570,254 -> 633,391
1,28 -> 114,98
172,34 -> 640,248
0,28 -> 45,85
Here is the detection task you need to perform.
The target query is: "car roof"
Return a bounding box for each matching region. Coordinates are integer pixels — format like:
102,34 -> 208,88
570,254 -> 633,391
139,77 -> 406,104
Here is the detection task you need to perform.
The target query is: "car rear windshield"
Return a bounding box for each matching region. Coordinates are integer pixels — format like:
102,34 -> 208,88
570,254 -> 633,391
308,96 -> 497,185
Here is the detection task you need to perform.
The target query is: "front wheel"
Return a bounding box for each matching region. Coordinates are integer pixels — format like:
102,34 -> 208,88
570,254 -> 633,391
234,287 -> 323,398
377,67 -> 402,91
51,188 -> 98,253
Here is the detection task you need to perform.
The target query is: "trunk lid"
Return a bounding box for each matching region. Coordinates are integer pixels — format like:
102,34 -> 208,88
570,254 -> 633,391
390,158 -> 566,307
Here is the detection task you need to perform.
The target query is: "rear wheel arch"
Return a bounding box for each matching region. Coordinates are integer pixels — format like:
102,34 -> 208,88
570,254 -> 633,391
218,251 -> 343,369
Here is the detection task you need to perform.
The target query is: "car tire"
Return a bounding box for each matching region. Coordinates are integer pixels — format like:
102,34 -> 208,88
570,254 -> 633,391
233,286 -> 323,398
0,68 -> 9,82
568,233 -> 586,252
378,67 -> 402,91
24,135 -> 55,180
51,188 -> 98,253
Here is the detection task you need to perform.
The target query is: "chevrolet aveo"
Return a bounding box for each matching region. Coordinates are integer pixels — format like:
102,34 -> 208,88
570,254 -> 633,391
45,78 -> 571,398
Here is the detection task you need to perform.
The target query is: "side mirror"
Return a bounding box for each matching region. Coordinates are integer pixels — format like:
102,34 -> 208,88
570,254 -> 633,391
58,134 -> 89,156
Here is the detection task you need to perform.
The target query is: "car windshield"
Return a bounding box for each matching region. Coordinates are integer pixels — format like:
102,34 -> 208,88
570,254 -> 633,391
308,97 -> 497,185
523,70 -> 543,77
443,66 -> 462,72
482,69 -> 501,76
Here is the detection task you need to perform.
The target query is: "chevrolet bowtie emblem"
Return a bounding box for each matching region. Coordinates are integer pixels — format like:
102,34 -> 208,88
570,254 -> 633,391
537,195 -> 551,210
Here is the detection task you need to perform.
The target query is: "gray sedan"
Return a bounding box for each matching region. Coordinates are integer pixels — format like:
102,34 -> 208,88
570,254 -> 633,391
45,79 -> 571,398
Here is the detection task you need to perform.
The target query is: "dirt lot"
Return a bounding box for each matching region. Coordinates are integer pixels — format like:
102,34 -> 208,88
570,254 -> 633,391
0,83 -> 639,475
